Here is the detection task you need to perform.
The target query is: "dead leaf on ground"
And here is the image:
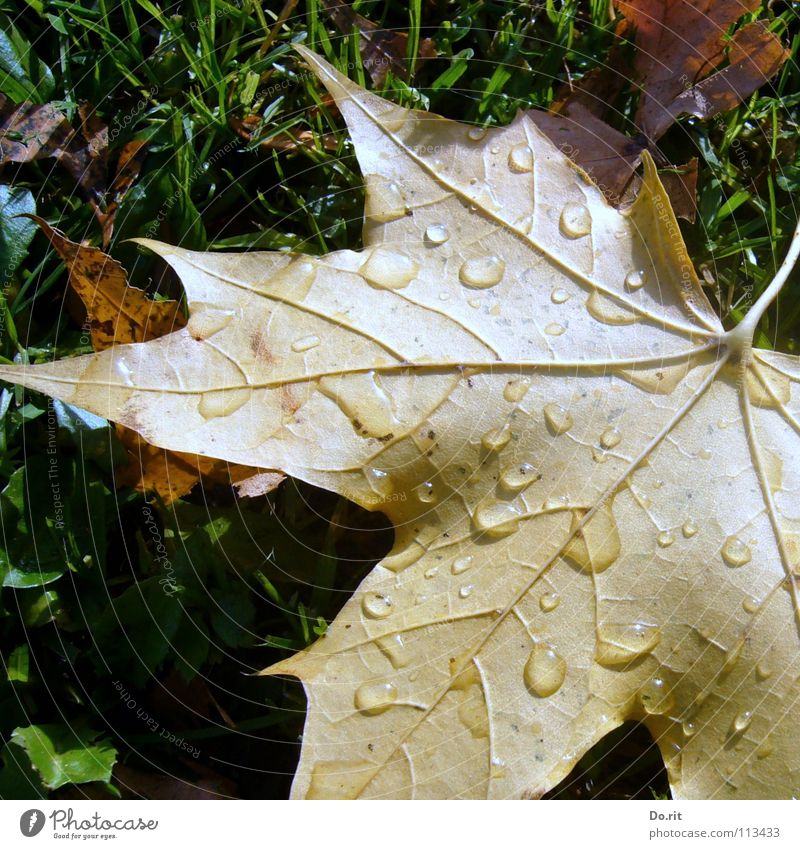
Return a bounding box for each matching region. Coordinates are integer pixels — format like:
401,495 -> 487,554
30,216 -> 280,503
321,0 -> 436,86
4,48 -> 800,800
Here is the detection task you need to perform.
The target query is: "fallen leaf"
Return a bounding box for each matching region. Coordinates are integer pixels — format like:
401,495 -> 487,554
532,2 -> 787,217
3,48 -> 800,799
619,0 -> 789,140
31,217 -> 279,503
321,0 -> 436,86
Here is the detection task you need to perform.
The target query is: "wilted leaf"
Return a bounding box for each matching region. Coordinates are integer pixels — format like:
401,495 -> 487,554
322,0 -> 436,86
2,48 -> 800,800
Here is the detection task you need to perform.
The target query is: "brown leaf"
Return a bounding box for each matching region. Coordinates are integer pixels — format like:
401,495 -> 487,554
617,0 -> 788,139
321,0 -> 436,86
229,116 -> 338,152
98,139 -> 148,246
31,216 -> 275,502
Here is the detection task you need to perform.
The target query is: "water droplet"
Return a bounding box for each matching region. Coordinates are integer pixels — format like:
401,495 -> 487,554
360,247 -> 419,290
508,143 -> 534,173
524,643 -> 567,697
551,287 -> 571,304
365,178 -> 407,222
365,467 -> 394,498
721,536 -> 751,568
500,462 -> 538,491
414,481 -> 437,503
682,520 -> 698,538
361,592 -> 394,619
600,426 -> 621,449
376,634 -> 411,669
544,322 -> 566,336
592,447 -> 609,464
490,755 -> 507,778
543,402 -> 573,435
468,126 -> 488,141
291,334 -> 321,353
198,388 -> 250,420
425,223 -> 450,245
559,202 -> 592,238
586,291 -> 637,325
110,352 -> 134,385
544,494 -> 571,511
459,584 -> 474,599
382,541 -> 425,573
624,269 -> 646,291
756,661 -> 772,681
563,504 -> 620,573
657,531 -> 675,548
742,596 -> 760,614
539,591 -> 560,612
503,377 -> 530,403
489,144 -> 500,155
452,556 -> 474,575
459,255 -> 506,289
474,501 -> 523,538
275,257 -> 318,298
682,719 -> 697,738
756,739 -> 774,759
595,623 -> 661,667
639,676 -> 675,715
354,681 -> 398,715
424,567 -> 438,579
722,636 -> 745,674
481,423 -> 512,451
318,371 -> 399,440
468,297 -> 481,309
731,710 -> 752,734
187,306 -> 235,340
306,760 -> 373,799
698,447 -> 712,460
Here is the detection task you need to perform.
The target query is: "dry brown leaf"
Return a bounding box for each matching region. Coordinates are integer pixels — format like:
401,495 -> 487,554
31,217 -> 278,502
3,48 -> 800,800
322,0 -> 436,86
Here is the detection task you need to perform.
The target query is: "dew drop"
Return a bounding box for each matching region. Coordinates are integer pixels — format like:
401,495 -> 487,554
187,307 -> 235,340
361,592 -> 394,619
756,661 -> 772,681
500,462 -> 538,491
624,269 -> 646,291
544,494 -> 571,511
468,297 -> 481,309
698,447 -> 712,460
275,257 -> 318,298
721,536 -> 752,568
414,481 -> 437,503
365,178 -> 407,222
452,556 -> 474,575
490,756 -> 507,778
559,201 -> 592,238
508,143 -> 534,173
198,388 -> 250,420
756,739 -> 774,759
722,637 -> 745,674
474,501 -> 523,538
381,541 -> 425,573
459,584 -> 474,599
318,371 -> 399,440
543,402 -> 573,435
376,634 -> 411,669
539,591 -> 560,612
481,423 -> 512,451
306,760 -> 373,800
544,322 -> 566,336
364,467 -> 394,498
592,447 -> 609,464
424,567 -> 438,579
468,126 -> 488,141
524,643 -> 567,698
731,710 -> 753,734
354,681 -> 398,715
490,144 -> 500,155
600,426 -> 621,449
563,504 -> 620,573
682,520 -> 698,539
111,352 -> 134,386
595,623 -> 661,667
639,676 -> 675,715
551,287 -> 571,304
742,596 -> 761,614
503,377 -> 530,403
657,531 -> 675,548
425,223 -> 450,245
586,291 -> 637,326
682,719 -> 697,738
360,247 -> 419,290
291,334 -> 321,353
459,255 -> 506,289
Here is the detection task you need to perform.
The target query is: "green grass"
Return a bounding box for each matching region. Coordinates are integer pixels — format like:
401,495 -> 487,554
0,0 -> 798,799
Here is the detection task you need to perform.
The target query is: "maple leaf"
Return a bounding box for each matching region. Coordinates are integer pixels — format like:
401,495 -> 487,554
2,47 -> 800,799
